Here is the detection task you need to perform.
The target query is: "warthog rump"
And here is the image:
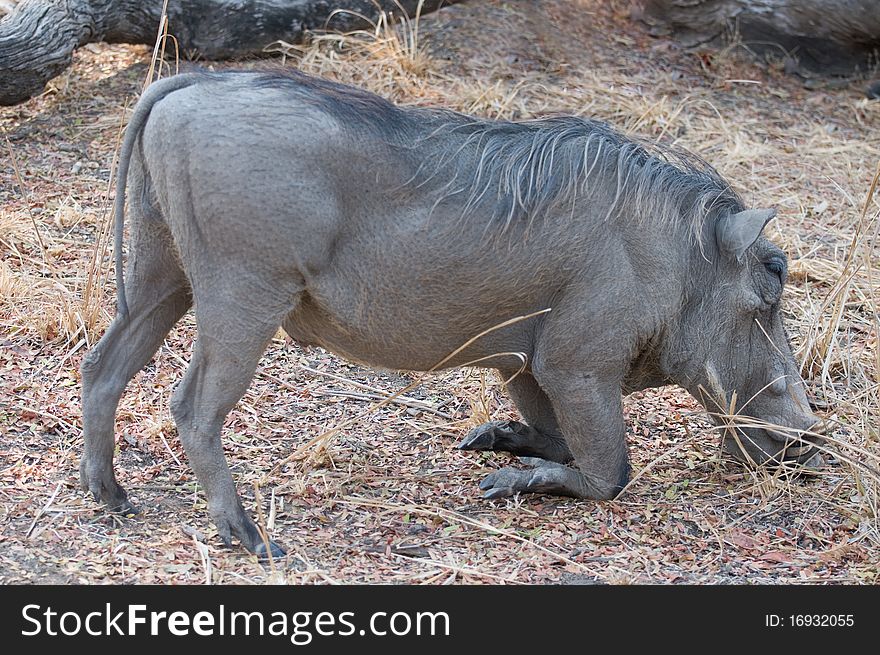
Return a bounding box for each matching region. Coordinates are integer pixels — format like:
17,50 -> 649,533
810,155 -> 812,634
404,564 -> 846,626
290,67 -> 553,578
80,70 -> 825,558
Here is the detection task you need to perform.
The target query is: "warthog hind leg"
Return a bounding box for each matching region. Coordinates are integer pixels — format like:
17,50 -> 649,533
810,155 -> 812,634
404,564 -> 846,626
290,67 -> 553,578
170,282 -> 301,560
80,221 -> 191,514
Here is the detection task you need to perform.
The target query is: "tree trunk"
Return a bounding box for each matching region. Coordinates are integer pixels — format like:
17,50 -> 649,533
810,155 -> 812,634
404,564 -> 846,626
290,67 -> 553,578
636,0 -> 880,74
0,0 -> 463,105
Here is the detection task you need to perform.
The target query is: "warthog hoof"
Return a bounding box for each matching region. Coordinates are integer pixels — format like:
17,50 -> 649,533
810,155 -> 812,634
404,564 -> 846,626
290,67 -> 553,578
254,540 -> 286,561
479,459 -> 584,499
458,420 -> 513,451
458,420 -> 574,463
108,497 -> 139,516
80,460 -> 138,515
213,510 -> 286,561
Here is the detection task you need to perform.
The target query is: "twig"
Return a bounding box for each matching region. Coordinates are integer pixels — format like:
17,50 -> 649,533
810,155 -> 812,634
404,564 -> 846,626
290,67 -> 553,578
296,364 -> 416,396
159,432 -> 183,467
261,365 -> 451,416
144,0 -> 171,90
253,484 -> 278,572
25,482 -> 63,538
340,496 -> 625,578
4,134 -> 52,272
319,388 -> 453,419
386,551 -> 522,584
12,404 -> 79,433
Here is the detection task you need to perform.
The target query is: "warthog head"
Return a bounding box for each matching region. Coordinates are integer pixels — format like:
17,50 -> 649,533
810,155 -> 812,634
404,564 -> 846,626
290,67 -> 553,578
674,208 -> 825,468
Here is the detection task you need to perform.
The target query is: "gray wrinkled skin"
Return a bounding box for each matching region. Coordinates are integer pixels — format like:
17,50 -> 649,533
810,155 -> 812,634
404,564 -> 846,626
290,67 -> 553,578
80,70 -> 822,557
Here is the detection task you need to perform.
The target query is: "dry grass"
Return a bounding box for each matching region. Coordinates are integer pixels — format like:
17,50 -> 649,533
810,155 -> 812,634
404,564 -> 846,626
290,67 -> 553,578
1,0 -> 878,584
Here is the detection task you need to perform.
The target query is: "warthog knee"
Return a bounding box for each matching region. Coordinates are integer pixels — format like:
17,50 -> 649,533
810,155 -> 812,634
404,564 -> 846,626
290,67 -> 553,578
80,346 -> 104,381
169,387 -> 194,430
590,460 -> 630,500
80,346 -> 125,408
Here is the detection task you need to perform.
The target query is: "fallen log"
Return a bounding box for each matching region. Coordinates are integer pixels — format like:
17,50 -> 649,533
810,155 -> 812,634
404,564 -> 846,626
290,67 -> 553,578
636,0 -> 880,75
0,0 -> 462,105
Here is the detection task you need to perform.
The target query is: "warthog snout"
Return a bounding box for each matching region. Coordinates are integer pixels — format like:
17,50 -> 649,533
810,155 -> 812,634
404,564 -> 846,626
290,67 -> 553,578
703,361 -> 828,469
720,413 -> 829,469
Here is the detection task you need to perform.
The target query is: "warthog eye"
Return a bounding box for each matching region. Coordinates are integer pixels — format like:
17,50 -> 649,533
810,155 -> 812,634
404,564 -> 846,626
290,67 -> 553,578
764,258 -> 785,280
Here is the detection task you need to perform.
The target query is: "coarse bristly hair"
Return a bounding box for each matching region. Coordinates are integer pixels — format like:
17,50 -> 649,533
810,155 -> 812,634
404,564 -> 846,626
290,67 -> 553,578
249,70 -> 744,239
406,114 -> 746,240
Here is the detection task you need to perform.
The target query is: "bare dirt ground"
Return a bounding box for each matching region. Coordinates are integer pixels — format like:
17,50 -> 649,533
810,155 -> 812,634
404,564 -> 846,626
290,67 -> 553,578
1,0 -> 878,584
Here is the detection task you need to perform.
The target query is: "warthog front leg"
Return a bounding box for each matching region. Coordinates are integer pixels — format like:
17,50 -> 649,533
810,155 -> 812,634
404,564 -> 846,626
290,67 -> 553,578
478,365 -> 630,501
459,420 -> 576,462
458,371 -> 575,463
479,458 -> 586,498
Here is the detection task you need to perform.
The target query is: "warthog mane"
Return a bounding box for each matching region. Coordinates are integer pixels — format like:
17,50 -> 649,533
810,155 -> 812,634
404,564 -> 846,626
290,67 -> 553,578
250,69 -> 743,240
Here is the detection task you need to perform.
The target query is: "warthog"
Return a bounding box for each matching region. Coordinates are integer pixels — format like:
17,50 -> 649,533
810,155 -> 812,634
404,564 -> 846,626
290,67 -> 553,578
81,70 -> 825,558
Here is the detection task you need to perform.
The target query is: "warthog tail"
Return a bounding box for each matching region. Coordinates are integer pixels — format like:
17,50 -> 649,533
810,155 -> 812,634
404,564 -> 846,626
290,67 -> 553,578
113,74 -> 202,318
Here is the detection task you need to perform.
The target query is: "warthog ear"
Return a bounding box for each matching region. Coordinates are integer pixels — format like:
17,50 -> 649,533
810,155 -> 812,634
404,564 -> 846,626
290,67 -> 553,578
716,208 -> 777,260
